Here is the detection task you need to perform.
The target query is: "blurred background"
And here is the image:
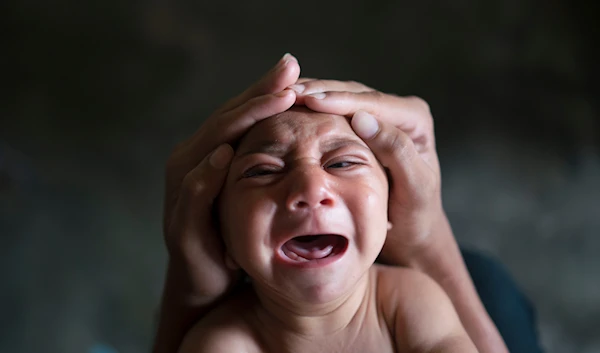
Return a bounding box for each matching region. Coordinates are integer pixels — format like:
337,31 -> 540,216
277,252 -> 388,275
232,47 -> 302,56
2,0 -> 599,352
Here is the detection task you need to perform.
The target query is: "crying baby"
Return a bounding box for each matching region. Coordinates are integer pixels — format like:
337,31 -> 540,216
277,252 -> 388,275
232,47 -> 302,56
179,107 -> 476,353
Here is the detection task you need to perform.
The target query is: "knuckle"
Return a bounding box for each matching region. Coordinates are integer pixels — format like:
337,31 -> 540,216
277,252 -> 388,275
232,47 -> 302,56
364,90 -> 389,106
329,91 -> 353,106
407,95 -> 431,113
339,90 -> 355,100
387,132 -> 413,160
369,90 -> 386,102
314,81 -> 328,91
349,80 -> 371,92
182,172 -> 207,197
346,80 -> 361,88
407,95 -> 434,132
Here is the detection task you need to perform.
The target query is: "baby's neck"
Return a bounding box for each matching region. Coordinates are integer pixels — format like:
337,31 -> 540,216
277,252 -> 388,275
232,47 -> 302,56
251,269 -> 373,337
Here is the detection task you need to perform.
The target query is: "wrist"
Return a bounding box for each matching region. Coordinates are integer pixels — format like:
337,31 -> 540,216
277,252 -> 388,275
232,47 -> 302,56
404,212 -> 466,282
404,210 -> 455,264
379,207 -> 452,266
153,259 -> 226,353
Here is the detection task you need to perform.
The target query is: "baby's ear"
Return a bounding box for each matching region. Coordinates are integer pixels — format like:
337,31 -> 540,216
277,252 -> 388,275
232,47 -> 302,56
224,252 -> 240,270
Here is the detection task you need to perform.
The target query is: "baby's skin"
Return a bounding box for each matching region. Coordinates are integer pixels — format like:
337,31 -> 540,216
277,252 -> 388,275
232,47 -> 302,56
178,108 -> 477,353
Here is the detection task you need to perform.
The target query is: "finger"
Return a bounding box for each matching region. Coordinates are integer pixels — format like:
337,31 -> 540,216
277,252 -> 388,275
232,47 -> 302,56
182,90 -> 295,165
167,144 -> 236,280
289,79 -> 373,106
351,111 -> 437,208
169,144 -> 234,238
304,91 -> 432,147
289,79 -> 374,96
215,54 -> 300,114
296,77 -> 316,84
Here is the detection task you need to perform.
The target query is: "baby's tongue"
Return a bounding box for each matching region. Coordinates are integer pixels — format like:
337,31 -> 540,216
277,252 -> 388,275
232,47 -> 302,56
283,235 -> 338,261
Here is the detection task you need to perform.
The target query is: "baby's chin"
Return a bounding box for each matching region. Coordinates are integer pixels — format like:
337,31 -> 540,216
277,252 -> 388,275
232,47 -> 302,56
250,261 -> 374,307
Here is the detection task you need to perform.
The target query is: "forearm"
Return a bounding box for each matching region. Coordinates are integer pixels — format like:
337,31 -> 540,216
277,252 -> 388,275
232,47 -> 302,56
391,213 -> 508,353
152,260 -> 233,353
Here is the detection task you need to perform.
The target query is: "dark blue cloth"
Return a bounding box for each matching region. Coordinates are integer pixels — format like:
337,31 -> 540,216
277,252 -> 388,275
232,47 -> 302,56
462,248 -> 545,353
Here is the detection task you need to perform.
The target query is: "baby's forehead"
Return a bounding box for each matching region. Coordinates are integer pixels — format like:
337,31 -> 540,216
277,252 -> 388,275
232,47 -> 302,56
237,107 -> 362,154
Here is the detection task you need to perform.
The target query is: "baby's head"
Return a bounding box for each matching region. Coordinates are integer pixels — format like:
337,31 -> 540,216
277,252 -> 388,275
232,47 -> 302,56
218,107 -> 389,303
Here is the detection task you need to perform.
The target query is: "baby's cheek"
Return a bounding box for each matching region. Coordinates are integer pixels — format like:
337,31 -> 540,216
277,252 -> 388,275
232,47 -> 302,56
365,185 -> 387,208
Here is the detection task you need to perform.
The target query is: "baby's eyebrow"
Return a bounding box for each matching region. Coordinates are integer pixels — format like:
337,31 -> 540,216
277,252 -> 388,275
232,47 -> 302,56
237,136 -> 370,158
237,141 -> 289,158
320,137 -> 370,152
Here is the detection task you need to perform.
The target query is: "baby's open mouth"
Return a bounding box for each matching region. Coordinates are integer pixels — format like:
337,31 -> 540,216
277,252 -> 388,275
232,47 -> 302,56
281,234 -> 348,262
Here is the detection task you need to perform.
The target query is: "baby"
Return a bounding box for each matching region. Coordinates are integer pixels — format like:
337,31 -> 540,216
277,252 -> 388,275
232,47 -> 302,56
178,107 -> 477,353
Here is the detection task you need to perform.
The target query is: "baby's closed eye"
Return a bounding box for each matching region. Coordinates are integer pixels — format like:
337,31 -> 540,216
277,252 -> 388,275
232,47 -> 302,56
326,160 -> 364,169
242,165 -> 282,178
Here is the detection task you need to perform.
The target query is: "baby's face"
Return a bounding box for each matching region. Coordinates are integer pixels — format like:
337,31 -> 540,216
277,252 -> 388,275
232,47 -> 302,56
218,107 -> 389,303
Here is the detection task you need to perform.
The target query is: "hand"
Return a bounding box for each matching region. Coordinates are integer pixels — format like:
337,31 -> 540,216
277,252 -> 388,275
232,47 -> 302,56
291,80 -> 509,353
163,54 -> 300,296
290,79 -> 442,262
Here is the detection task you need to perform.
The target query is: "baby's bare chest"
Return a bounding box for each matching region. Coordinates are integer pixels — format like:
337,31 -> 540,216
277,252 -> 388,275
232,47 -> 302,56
246,312 -> 396,353
248,329 -> 396,353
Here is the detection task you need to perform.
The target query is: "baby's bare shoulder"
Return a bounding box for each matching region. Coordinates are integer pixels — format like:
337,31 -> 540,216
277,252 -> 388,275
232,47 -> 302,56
374,263 -> 458,325
374,264 -> 439,304
373,264 -> 477,352
178,287 -> 262,353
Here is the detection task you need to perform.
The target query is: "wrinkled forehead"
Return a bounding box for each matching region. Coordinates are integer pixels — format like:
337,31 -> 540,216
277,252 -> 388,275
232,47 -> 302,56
236,107 -> 363,155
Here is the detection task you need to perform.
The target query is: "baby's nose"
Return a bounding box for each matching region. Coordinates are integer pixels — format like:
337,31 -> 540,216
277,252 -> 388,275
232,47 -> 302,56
285,167 -> 335,212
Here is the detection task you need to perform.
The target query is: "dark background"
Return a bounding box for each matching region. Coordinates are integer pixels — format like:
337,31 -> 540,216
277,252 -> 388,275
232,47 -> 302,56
2,1 -> 599,352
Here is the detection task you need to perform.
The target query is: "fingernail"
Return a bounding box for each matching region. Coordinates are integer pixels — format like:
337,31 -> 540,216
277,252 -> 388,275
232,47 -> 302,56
274,89 -> 292,98
288,84 -> 305,94
308,92 -> 326,100
282,53 -> 297,63
352,111 -> 379,140
276,53 -> 296,71
209,144 -> 233,169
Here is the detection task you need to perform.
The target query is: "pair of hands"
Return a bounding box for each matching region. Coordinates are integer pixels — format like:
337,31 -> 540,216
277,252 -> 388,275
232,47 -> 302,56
163,53 -> 444,298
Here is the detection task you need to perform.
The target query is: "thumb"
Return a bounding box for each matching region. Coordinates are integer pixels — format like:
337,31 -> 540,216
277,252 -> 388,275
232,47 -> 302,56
351,111 -> 435,207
